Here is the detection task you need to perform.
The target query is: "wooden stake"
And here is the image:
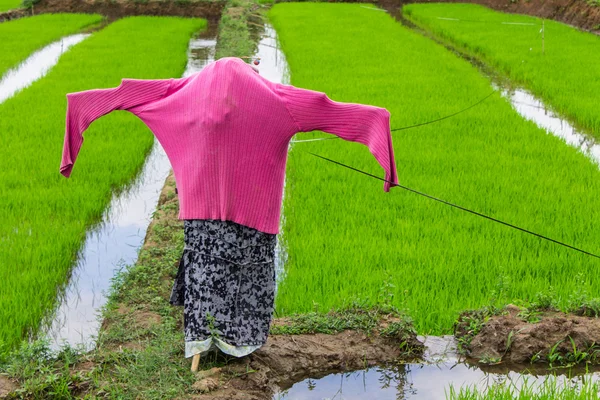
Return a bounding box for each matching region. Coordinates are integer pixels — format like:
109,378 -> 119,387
191,353 -> 200,372
542,20 -> 545,55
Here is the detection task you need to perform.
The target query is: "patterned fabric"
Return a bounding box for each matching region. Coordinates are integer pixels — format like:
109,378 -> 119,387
169,219 -> 277,358
185,337 -> 261,358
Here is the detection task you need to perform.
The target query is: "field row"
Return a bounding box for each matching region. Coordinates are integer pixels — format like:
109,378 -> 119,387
404,3 -> 600,139
0,15 -> 206,352
269,3 -> 600,334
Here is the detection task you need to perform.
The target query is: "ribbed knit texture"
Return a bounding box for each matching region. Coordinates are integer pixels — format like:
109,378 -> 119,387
60,57 -> 399,234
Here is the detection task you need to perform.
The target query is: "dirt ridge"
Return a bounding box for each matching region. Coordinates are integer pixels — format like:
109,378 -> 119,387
29,0 -> 225,22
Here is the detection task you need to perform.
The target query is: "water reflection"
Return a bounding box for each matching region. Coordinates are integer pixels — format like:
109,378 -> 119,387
274,336 -> 600,399
500,86 -> 600,166
0,34 -> 89,103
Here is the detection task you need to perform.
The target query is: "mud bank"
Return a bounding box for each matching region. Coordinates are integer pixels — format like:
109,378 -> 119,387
31,0 -> 225,22
403,0 -> 600,33
181,327 -> 422,400
0,8 -> 31,22
456,304 -> 600,366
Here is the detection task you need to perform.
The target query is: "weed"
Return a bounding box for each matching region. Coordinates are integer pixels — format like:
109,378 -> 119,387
478,354 -> 502,365
517,308 -> 542,323
447,374 -> 600,399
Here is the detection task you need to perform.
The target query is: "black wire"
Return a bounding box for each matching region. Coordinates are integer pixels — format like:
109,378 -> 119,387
390,90 -> 496,132
306,151 -> 600,260
293,90 -> 496,143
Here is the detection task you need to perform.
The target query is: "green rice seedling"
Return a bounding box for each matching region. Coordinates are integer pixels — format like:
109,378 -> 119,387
403,3 -> 600,139
0,0 -> 22,11
0,16 -> 206,354
268,3 -> 600,335
0,14 -> 103,76
446,374 -> 600,399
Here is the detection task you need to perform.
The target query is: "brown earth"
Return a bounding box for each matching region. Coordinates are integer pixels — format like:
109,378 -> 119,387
456,304 -> 600,366
404,0 -> 600,33
0,8 -> 31,22
32,0 -> 225,22
0,375 -> 17,399
3,0 -> 599,34
184,328 -> 422,399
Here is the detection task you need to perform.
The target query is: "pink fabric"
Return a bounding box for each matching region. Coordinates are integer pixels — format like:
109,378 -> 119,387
60,57 -> 399,234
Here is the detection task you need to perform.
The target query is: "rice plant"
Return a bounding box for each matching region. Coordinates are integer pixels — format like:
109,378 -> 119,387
0,14 -> 103,77
0,16 -> 206,354
268,3 -> 600,335
0,0 -> 23,12
403,3 -> 600,139
446,374 -> 600,399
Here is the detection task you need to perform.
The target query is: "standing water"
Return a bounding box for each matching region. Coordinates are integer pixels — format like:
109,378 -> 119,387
0,34 -> 89,103
40,27 -> 218,352
274,336 -> 600,399
500,86 -> 600,167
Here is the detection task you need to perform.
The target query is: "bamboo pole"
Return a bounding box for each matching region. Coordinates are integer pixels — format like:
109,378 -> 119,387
191,354 -> 200,372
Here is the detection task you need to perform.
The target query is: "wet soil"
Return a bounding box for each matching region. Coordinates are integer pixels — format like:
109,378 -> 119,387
0,375 -> 17,399
183,328 -> 422,399
456,304 -> 600,366
31,0 -> 225,22
0,8 -> 31,22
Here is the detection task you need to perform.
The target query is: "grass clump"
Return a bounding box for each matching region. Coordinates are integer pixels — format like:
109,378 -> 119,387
0,14 -> 103,76
447,374 -> 600,400
404,3 -> 600,139
268,3 -> 600,336
0,16 -> 206,355
0,177 -> 228,398
214,0 -> 261,59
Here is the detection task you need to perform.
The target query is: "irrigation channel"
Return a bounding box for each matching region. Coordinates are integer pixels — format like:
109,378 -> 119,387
5,6 -> 600,397
0,33 -> 89,103
31,26 -> 216,351
271,4 -> 600,398
275,335 -> 600,398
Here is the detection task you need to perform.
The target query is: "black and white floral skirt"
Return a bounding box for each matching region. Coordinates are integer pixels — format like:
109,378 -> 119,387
169,219 -> 277,358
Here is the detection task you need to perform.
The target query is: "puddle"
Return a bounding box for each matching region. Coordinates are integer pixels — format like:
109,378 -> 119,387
39,26 -> 218,352
274,336 -> 600,399
252,23 -> 291,288
0,34 -> 89,104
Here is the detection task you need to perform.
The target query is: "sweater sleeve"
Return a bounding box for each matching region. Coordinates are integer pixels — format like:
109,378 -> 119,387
59,78 -> 172,178
276,84 -> 399,192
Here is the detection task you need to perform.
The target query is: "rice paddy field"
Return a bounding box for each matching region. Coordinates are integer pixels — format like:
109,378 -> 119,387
0,16 -> 206,352
0,13 -> 103,77
403,3 -> 600,139
2,1 -> 600,397
0,0 -> 22,12
269,3 -> 600,334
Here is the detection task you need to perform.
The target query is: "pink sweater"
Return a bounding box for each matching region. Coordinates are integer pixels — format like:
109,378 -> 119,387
60,57 -> 399,234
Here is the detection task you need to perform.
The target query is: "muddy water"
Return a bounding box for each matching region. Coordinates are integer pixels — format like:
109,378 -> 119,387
40,27 -> 218,352
0,34 -> 89,103
274,336 -> 600,399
